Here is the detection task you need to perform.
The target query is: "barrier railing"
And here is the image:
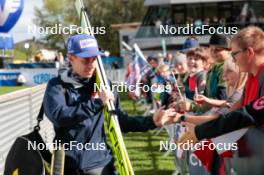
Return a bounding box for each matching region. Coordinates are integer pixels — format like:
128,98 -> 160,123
187,128 -> 264,175
0,84 -> 55,174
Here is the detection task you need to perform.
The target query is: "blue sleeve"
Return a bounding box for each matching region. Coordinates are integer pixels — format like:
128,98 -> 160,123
112,90 -> 157,133
43,79 -> 104,128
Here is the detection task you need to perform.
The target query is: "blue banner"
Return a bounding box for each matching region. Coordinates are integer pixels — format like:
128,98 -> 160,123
0,69 -> 58,86
0,72 -> 20,86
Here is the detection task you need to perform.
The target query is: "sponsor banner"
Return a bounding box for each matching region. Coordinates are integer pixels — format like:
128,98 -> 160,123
0,71 -> 20,86
0,69 -> 58,86
0,0 -> 24,33
188,152 -> 210,175
20,68 -> 57,86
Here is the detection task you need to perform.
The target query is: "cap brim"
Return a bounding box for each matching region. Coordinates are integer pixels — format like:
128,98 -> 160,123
75,50 -> 104,58
209,44 -> 230,50
180,48 -> 189,53
180,47 -> 197,53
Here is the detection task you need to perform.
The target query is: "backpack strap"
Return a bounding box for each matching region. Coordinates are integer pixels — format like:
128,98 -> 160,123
34,104 -> 44,131
34,79 -> 67,132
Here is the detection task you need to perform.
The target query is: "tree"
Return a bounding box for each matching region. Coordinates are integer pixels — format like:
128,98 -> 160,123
34,0 -> 146,55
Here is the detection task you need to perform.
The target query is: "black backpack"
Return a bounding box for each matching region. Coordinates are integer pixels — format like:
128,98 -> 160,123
4,105 -> 52,175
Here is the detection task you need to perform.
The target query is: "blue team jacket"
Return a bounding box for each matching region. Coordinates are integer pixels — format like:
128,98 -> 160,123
43,76 -> 156,171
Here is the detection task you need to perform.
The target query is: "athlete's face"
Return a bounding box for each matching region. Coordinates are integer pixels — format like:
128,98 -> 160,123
69,55 -> 97,78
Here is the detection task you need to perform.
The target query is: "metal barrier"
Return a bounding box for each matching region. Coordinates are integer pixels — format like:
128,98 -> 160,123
105,69 -> 126,84
224,128 -> 264,175
0,85 -> 54,174
187,128 -> 264,175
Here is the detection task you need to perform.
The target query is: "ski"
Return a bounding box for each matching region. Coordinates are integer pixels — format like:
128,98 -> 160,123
50,148 -> 65,175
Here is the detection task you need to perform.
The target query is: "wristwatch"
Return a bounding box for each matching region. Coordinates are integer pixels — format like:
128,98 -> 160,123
180,115 -> 185,122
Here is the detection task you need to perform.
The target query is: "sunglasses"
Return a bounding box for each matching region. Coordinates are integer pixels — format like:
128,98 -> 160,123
231,49 -> 247,62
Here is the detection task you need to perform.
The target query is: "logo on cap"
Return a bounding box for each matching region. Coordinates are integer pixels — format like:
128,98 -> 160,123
80,39 -> 97,49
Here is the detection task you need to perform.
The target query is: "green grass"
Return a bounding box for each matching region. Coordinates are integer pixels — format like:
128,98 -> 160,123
0,86 -> 28,95
114,92 -> 176,175
14,49 -> 27,62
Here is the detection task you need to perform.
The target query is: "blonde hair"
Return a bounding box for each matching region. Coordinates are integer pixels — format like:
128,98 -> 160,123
158,64 -> 170,72
224,58 -> 248,96
231,26 -> 264,53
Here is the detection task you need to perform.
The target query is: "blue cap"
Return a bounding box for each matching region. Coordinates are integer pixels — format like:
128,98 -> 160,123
67,34 -> 103,58
181,38 -> 199,53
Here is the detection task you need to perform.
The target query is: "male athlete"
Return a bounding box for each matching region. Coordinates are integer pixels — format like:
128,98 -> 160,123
43,34 -> 176,175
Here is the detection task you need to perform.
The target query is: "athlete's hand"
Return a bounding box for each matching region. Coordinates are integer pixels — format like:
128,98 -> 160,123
153,107 -> 177,127
171,112 -> 183,123
98,89 -> 115,105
